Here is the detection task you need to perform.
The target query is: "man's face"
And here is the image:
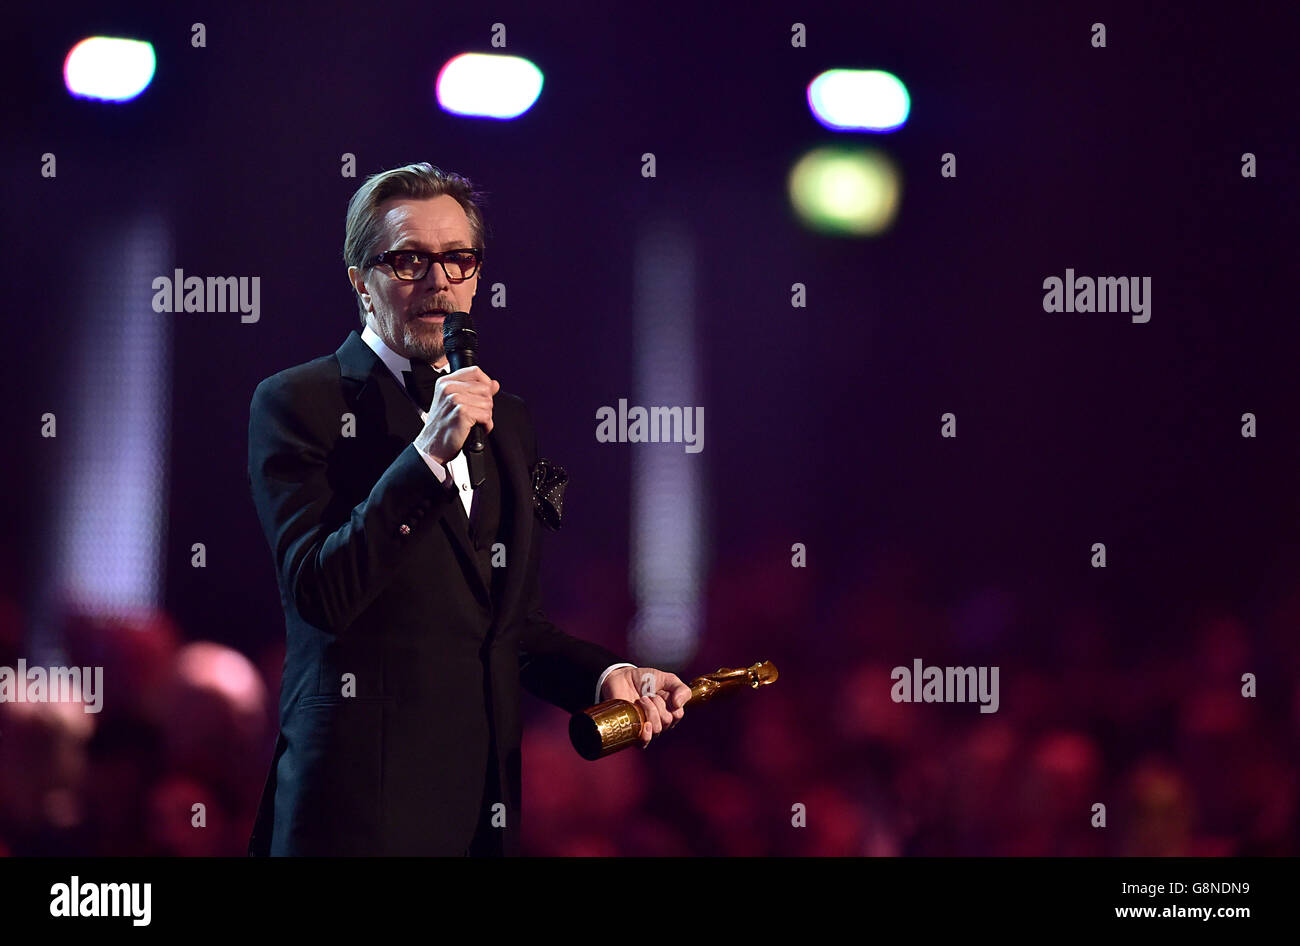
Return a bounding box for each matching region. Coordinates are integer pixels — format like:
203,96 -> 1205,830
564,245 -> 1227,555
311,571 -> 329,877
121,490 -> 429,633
348,194 -> 480,367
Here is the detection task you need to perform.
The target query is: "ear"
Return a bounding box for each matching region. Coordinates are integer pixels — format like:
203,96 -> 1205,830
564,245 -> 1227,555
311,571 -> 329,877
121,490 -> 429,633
347,265 -> 372,313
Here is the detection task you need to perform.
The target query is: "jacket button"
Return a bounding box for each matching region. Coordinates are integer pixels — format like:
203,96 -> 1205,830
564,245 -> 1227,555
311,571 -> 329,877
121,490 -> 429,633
399,523 -> 411,536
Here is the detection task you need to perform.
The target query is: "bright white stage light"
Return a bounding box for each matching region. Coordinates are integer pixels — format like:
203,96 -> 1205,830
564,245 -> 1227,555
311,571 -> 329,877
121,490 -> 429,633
808,69 -> 910,132
64,37 -> 156,102
436,53 -> 543,119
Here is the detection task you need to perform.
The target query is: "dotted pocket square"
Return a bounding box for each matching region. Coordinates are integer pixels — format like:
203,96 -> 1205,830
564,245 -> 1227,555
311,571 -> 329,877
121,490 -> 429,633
530,458 -> 567,531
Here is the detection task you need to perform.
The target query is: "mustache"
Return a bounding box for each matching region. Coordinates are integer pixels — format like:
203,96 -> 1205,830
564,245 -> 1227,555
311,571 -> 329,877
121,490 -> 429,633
412,303 -> 456,315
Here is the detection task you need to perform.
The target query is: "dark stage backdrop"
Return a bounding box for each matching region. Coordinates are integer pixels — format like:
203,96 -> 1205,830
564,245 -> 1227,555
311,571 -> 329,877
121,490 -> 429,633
0,1 -> 1296,857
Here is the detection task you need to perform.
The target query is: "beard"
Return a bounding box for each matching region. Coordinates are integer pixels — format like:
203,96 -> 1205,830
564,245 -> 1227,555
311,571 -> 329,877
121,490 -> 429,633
402,319 -> 446,364
371,300 -> 456,365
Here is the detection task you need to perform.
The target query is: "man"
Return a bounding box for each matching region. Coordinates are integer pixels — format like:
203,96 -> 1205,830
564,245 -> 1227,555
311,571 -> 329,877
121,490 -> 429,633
246,163 -> 690,856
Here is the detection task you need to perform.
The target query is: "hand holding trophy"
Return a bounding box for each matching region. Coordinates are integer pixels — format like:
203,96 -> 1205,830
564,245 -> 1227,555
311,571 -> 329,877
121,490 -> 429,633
569,660 -> 779,761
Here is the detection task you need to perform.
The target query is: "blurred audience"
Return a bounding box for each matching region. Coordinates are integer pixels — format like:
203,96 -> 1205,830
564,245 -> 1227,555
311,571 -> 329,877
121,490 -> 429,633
0,539 -> 1295,856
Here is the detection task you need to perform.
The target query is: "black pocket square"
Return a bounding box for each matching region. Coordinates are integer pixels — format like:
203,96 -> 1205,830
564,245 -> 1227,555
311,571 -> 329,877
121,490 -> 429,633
531,458 -> 568,531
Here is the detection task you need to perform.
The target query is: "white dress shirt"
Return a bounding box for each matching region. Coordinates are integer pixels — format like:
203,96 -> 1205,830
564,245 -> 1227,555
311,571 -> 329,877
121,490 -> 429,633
359,325 -> 634,702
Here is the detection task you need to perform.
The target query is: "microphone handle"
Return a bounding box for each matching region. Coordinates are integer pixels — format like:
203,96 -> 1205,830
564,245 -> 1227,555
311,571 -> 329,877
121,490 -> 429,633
445,349 -> 485,454
463,444 -> 486,489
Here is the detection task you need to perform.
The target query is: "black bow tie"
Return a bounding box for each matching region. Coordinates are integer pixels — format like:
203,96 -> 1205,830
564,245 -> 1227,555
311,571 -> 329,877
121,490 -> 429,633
402,361 -> 448,411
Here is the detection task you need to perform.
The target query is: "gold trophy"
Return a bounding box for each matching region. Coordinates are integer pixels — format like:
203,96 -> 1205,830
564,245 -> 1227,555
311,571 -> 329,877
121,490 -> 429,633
569,660 -> 779,760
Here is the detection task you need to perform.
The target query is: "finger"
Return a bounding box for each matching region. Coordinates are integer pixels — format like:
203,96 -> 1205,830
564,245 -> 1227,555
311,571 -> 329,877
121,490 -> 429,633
449,409 -> 493,439
447,393 -> 496,412
648,693 -> 672,729
441,380 -> 497,399
444,368 -> 496,395
658,689 -> 685,723
639,696 -> 660,732
638,697 -> 663,735
449,408 -> 495,433
446,399 -> 496,425
654,675 -> 691,712
634,696 -> 653,744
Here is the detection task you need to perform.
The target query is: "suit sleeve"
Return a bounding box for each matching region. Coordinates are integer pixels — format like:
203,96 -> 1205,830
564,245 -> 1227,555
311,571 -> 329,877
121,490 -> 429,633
510,399 -> 631,713
247,373 -> 457,635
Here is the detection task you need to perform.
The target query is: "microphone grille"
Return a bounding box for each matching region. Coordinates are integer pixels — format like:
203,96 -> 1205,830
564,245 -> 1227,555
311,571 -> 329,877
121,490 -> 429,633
441,311 -> 477,352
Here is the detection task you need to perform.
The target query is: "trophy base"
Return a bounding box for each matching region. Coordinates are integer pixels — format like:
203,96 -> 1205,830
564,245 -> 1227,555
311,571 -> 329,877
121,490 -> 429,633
569,699 -> 645,761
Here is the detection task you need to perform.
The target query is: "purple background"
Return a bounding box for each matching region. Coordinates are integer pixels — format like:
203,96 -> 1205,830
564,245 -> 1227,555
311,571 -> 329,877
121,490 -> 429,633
1,1 -> 1296,855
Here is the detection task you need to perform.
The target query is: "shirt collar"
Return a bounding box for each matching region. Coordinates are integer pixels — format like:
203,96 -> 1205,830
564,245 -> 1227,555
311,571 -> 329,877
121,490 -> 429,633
361,322 -> 429,385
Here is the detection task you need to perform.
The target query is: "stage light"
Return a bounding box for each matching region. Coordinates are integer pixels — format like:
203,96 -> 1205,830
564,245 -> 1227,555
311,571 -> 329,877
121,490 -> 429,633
63,37 -> 155,103
55,214 -> 172,622
628,222 -> 704,667
436,53 -> 543,119
807,69 -> 910,132
788,147 -> 901,236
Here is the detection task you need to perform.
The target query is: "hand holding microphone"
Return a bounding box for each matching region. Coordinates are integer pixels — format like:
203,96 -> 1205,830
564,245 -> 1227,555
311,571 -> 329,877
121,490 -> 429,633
413,312 -> 498,477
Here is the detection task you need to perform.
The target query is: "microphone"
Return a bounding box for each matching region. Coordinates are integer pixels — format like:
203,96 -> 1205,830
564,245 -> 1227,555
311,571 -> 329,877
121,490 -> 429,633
442,311 -> 486,488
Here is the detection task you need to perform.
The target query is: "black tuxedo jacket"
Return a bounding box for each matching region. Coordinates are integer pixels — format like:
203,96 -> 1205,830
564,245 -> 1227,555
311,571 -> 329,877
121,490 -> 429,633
246,330 -> 626,855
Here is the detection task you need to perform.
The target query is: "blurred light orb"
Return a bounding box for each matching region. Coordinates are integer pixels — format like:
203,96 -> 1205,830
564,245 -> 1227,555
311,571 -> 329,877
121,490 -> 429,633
64,37 -> 156,102
808,69 -> 910,132
788,147 -> 901,236
436,53 -> 543,119
175,641 -> 266,717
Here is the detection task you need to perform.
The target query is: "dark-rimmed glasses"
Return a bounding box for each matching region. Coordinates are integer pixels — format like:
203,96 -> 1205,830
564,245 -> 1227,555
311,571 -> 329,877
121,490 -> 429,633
366,248 -> 482,282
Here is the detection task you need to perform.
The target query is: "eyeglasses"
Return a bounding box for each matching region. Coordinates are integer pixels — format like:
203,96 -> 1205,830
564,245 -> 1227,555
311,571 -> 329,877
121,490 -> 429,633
366,247 -> 482,282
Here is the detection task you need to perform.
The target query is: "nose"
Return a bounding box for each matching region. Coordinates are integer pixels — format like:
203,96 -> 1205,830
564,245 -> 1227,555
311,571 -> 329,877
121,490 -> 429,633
422,259 -> 452,291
